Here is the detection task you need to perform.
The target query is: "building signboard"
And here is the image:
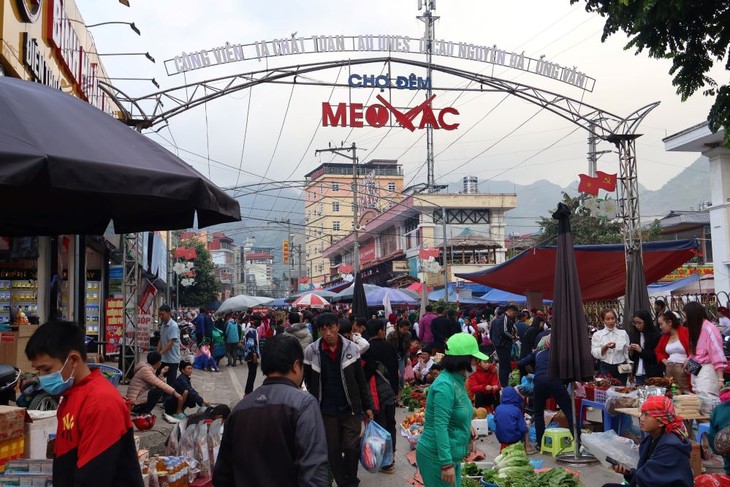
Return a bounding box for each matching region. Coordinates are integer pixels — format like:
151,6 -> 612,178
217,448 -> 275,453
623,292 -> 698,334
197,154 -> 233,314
163,34 -> 595,92
1,0 -> 118,115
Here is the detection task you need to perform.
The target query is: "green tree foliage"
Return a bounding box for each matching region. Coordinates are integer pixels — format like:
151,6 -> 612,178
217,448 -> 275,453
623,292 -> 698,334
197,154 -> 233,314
571,0 -> 730,145
537,193 -> 661,245
539,193 -> 624,245
178,239 -> 220,308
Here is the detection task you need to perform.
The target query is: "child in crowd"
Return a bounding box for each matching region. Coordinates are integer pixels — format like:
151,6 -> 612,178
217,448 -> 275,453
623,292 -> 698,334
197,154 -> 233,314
423,363 -> 441,384
412,347 -> 435,384
193,339 -> 220,372
493,386 -> 532,453
409,338 -> 422,367
466,358 -> 501,413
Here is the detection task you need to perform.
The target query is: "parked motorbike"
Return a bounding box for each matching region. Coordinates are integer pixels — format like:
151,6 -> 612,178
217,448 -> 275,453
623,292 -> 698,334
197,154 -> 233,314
0,363 -> 20,406
16,374 -> 58,411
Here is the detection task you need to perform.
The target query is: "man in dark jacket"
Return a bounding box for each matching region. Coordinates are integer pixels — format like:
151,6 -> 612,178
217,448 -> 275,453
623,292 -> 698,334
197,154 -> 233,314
214,335 -> 328,487
303,313 -> 374,487
363,319 -> 399,474
164,361 -> 209,418
430,307 -> 453,352
491,304 -> 518,387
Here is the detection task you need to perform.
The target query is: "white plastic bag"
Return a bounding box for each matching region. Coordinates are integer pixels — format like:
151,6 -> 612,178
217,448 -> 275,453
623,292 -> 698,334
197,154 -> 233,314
581,430 -> 640,469
605,387 -> 639,416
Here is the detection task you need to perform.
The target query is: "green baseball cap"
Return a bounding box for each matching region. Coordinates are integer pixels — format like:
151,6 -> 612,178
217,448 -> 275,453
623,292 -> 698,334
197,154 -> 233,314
445,333 -> 488,360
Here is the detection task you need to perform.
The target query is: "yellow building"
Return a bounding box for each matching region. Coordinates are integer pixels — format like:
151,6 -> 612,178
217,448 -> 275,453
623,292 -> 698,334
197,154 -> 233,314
304,159 -> 404,286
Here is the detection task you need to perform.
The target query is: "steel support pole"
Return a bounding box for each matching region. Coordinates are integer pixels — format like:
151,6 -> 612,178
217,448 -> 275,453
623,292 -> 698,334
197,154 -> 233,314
121,233 -> 140,383
442,207 -> 449,304
609,134 -> 644,314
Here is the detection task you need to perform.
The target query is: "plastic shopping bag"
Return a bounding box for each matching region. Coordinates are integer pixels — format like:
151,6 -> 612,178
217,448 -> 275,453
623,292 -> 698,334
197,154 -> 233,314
360,420 -> 393,473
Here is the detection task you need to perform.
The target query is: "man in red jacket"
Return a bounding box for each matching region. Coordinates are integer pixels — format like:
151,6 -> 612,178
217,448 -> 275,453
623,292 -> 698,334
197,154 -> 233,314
26,321 -> 143,487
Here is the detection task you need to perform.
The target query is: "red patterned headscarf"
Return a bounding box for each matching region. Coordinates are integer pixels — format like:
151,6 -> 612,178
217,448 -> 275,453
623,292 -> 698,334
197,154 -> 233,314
640,396 -> 688,441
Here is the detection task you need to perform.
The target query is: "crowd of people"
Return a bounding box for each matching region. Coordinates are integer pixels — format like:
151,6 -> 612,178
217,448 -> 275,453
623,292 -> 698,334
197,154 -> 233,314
18,296 -> 730,487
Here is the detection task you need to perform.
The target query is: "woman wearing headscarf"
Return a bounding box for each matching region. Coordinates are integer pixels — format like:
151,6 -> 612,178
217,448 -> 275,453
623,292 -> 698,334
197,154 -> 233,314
602,395 -> 693,487
684,301 -> 727,396
628,309 -> 663,385
416,334 -> 484,487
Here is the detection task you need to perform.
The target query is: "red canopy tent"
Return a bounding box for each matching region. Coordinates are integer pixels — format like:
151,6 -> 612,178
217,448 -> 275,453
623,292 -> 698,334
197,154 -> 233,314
456,239 -> 700,301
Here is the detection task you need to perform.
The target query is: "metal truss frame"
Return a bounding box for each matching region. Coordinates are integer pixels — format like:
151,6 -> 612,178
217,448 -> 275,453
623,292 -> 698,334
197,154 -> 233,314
101,55 -> 659,298
121,233 -> 140,383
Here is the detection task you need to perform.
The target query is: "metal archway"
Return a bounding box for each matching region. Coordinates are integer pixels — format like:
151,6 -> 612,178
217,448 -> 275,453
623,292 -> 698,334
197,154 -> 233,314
101,55 -> 659,308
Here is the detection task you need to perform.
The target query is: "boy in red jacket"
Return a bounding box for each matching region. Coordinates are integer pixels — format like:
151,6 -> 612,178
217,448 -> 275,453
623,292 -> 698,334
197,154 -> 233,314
467,358 -> 501,412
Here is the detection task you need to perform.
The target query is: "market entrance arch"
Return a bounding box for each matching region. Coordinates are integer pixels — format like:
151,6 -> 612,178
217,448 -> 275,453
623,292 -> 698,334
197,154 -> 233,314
101,54 -> 659,311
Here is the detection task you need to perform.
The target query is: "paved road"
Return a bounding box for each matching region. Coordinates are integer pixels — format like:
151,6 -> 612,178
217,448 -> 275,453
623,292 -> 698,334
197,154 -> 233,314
184,362 -> 625,486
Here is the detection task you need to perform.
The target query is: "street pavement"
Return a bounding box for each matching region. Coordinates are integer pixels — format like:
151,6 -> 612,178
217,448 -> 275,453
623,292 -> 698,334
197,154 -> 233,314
130,362 -> 626,486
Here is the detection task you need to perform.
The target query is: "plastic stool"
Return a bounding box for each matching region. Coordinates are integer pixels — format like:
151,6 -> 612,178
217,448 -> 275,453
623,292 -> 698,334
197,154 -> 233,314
696,423 -> 710,444
578,399 -> 616,432
540,428 -> 575,456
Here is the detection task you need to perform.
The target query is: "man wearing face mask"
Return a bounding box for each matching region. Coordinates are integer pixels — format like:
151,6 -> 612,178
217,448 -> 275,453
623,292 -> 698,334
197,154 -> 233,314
213,334 -> 328,487
25,321 -> 143,487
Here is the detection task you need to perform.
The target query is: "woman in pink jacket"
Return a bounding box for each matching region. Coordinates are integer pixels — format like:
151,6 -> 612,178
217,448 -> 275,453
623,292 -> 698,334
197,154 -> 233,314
684,302 -> 727,397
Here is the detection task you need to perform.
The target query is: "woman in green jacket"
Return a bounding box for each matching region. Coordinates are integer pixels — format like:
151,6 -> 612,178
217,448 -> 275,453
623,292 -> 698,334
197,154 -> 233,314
416,333 -> 486,486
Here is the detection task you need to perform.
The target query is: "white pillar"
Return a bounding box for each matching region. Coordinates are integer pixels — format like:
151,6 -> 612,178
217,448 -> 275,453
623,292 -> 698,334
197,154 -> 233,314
707,147 -> 730,297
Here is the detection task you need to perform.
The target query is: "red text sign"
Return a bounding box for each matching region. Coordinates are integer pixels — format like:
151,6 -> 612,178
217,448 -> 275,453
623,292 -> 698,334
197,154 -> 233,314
322,94 -> 459,131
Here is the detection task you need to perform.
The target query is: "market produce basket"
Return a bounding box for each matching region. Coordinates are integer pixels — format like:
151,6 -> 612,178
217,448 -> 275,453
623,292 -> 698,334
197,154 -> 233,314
88,363 -> 122,386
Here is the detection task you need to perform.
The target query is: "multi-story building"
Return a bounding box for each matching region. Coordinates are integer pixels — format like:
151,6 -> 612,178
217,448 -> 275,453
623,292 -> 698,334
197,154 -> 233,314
304,158 -> 404,286
208,232 -> 236,299
322,182 -> 517,288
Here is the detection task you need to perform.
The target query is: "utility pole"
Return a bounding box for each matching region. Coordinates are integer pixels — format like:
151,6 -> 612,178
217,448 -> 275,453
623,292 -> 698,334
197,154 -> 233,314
267,219 -> 295,294
314,143 -> 363,274
587,118 -> 611,178
442,206 -> 449,304
417,0 -> 438,191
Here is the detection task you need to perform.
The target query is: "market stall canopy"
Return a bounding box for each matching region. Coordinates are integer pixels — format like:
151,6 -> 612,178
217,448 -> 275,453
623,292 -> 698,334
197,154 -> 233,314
217,295 -> 274,314
366,287 -> 420,306
671,275 -> 714,295
427,288 -> 485,305
0,77 -> 240,236
292,292 -> 331,309
287,289 -> 339,302
478,288 -> 552,305
332,282 -> 383,301
456,239 -> 700,301
648,274 -> 700,296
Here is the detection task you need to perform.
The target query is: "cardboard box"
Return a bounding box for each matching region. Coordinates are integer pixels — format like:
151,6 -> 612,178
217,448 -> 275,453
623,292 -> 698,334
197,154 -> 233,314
23,414 -> 57,459
690,440 -> 702,477
0,406 -> 28,442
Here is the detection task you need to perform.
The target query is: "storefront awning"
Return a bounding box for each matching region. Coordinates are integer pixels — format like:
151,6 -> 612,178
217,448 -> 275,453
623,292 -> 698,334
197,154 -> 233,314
456,239 -> 700,301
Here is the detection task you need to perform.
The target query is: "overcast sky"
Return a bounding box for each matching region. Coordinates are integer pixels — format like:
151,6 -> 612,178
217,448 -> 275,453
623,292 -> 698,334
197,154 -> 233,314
77,0 -> 721,200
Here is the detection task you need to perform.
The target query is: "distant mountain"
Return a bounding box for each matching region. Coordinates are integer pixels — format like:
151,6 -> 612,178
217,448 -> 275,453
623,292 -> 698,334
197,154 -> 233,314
445,156 -> 709,235
206,156 -> 708,278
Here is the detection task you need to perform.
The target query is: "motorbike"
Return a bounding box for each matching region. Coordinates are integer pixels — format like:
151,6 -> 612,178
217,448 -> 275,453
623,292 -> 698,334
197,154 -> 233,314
0,363 -> 20,406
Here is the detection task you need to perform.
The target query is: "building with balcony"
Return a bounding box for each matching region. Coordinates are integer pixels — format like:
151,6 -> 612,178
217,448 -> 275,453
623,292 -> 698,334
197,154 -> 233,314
321,190 -> 517,288
304,158 -> 404,286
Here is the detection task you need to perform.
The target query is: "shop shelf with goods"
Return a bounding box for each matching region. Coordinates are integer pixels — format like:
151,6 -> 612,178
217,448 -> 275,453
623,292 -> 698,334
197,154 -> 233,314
0,281 -> 11,325
10,280 -> 37,320
85,281 -> 101,335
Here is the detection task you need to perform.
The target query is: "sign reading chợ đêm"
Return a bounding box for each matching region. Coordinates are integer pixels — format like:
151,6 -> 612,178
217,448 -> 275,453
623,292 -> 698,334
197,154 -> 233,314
164,34 -> 595,91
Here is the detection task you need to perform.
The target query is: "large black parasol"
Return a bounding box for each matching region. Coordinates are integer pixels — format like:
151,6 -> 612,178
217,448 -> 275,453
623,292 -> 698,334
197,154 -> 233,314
547,203 -> 597,464
624,250 -> 651,320
548,203 -> 594,382
350,273 -> 369,321
0,77 -> 240,235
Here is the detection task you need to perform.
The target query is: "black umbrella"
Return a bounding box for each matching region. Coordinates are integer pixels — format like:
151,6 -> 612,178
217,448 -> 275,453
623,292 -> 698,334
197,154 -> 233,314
547,203 -> 596,464
624,250 -> 651,320
351,273 -> 368,320
0,77 -> 240,235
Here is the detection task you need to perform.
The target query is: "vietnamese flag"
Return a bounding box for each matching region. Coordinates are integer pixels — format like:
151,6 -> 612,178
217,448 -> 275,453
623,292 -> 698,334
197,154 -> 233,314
577,174 -> 599,195
174,247 -> 187,259
184,248 -> 198,260
596,171 -> 617,192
